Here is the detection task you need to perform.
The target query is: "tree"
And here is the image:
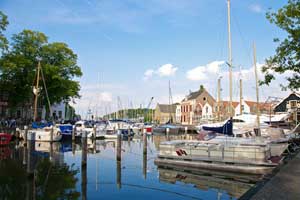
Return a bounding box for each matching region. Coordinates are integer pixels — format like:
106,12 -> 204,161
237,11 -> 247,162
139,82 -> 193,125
0,29 -> 82,119
261,0 -> 300,90
0,11 -> 8,52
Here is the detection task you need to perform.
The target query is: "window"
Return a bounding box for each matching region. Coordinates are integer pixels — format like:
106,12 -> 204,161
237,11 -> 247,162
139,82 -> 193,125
203,97 -> 206,101
206,107 -> 208,113
290,100 -> 297,108
190,105 -> 192,111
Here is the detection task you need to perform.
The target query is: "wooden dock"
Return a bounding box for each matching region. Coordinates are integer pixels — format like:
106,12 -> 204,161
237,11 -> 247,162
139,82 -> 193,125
240,150 -> 300,200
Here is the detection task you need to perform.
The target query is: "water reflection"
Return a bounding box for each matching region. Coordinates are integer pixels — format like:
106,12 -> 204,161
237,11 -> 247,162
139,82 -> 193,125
0,142 -> 79,200
0,133 -> 262,200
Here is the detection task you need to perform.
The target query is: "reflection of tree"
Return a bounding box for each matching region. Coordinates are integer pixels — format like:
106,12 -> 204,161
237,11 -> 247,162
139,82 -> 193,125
35,159 -> 80,200
0,157 -> 80,200
0,159 -> 27,199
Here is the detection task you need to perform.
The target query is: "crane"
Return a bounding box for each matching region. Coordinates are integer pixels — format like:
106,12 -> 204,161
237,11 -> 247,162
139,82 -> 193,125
144,97 -> 154,123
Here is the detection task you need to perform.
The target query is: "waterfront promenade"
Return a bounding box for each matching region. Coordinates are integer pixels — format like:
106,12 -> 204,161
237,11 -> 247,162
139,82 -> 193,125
249,151 -> 300,200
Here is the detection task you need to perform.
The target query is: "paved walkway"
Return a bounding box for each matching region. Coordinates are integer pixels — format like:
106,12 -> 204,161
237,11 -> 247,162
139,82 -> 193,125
249,152 -> 300,200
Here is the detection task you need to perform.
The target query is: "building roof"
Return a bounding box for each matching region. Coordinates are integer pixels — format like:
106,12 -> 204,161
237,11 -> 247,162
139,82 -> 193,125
274,92 -> 300,109
221,101 -> 239,108
245,101 -> 273,110
157,104 -> 177,113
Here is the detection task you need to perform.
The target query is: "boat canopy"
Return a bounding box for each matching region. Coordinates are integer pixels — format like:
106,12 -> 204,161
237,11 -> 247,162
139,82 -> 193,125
202,119 -> 233,136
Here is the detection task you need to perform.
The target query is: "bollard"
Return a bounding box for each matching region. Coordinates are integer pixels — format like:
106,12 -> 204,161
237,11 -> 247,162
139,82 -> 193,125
81,131 -> 87,166
72,140 -> 76,156
72,125 -> 76,141
116,130 -> 122,189
27,139 -> 34,177
116,131 -> 122,162
24,126 -> 28,146
166,128 -> 170,141
93,125 -> 97,138
49,142 -> 53,162
50,125 -> 54,142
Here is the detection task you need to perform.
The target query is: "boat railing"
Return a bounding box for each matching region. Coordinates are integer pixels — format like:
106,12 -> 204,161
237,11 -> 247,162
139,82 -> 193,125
182,142 -> 270,163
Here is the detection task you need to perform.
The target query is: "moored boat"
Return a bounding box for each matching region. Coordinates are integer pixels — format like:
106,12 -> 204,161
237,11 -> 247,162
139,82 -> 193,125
155,140 -> 281,175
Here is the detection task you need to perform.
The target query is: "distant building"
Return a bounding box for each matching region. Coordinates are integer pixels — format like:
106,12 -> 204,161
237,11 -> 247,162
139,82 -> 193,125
154,103 -> 177,124
42,101 -> 76,121
234,100 -> 272,116
175,104 -> 181,123
273,92 -> 300,124
181,86 -> 216,125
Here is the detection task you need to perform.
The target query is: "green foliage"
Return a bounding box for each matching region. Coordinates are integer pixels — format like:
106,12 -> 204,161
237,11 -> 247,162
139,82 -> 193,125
0,154 -> 80,200
199,85 -> 205,92
261,0 -> 300,90
0,11 -> 8,52
104,108 -> 155,122
0,29 -> 82,113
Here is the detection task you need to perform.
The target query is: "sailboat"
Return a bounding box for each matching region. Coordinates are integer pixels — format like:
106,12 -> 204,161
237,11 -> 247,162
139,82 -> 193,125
153,81 -> 183,134
19,60 -> 62,142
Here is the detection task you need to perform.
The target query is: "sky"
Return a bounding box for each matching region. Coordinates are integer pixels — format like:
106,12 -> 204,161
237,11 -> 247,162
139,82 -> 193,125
0,0 -> 292,117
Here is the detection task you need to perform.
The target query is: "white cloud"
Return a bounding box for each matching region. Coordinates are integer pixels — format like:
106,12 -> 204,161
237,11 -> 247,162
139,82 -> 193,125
143,63 -> 178,80
143,69 -> 155,80
207,61 -> 225,73
186,66 -> 207,81
157,64 -> 178,77
186,60 -> 225,81
249,4 -> 264,13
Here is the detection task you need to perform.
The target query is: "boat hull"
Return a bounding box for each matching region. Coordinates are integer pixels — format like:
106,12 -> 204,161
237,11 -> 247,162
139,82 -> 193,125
155,156 -> 275,175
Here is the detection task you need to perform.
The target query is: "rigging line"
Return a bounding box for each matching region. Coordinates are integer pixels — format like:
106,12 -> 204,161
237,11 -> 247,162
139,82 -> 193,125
231,12 -> 253,63
40,65 -> 53,118
86,182 -> 204,200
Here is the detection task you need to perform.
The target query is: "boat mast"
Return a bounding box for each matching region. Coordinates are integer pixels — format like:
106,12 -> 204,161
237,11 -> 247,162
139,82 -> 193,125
168,80 -> 171,123
33,60 -> 41,121
217,77 -> 222,121
239,66 -> 243,115
227,0 -> 233,117
253,42 -> 260,127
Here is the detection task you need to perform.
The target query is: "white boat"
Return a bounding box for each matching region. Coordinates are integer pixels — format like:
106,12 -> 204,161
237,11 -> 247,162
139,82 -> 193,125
74,120 -> 94,137
27,126 -> 62,142
155,140 -> 280,175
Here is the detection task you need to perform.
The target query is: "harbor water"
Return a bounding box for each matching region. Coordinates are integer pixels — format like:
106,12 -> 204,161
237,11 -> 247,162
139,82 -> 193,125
0,133 -> 261,200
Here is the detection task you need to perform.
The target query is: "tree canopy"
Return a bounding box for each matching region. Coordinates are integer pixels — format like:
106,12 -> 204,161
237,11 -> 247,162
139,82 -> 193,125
0,27 -> 82,116
261,0 -> 300,90
0,11 -> 8,52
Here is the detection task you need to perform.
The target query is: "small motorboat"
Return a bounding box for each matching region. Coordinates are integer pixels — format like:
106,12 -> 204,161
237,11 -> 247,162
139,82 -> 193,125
0,133 -> 13,145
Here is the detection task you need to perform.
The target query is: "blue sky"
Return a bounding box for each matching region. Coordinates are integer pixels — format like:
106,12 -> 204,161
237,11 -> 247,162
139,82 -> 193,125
0,0 -> 290,116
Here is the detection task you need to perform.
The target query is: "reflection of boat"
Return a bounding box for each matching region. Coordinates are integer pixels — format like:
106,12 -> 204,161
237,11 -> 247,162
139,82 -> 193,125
0,133 -> 13,145
0,145 -> 12,160
156,165 -> 257,199
153,124 -> 182,134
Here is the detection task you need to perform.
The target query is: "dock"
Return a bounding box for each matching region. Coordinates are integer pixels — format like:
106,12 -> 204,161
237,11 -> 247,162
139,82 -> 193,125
242,151 -> 300,200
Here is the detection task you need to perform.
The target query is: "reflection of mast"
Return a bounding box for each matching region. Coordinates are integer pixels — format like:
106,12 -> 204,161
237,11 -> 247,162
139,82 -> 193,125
116,134 -> 122,189
143,132 -> 147,179
81,133 -> 87,200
